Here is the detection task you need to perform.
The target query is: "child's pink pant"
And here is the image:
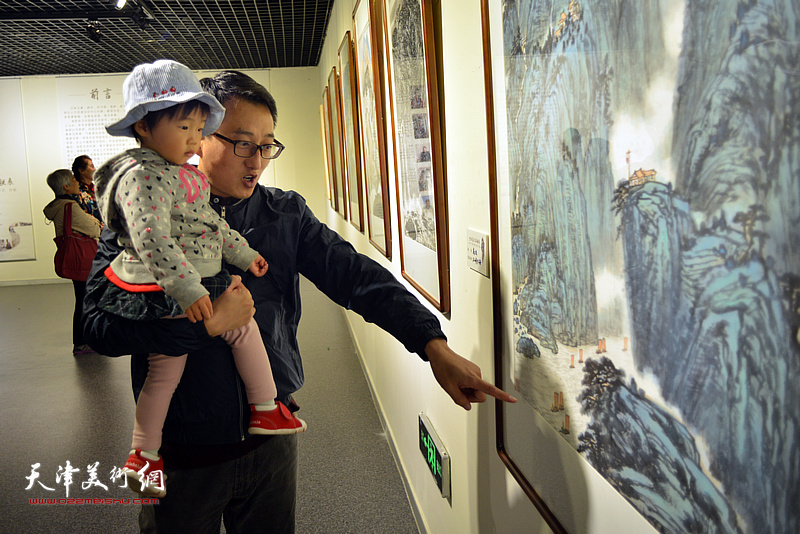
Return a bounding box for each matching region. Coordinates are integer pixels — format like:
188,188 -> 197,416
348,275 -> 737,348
131,317 -> 276,451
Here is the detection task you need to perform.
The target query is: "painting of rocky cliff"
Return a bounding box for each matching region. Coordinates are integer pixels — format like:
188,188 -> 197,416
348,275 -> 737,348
500,0 -> 800,532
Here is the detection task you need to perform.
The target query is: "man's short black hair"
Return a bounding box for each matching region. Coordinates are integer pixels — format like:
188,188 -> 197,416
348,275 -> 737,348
200,70 -> 278,127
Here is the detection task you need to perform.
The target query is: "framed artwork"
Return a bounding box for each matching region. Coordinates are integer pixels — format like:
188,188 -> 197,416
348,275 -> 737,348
0,78 -> 34,261
353,0 -> 392,258
322,85 -> 339,213
319,104 -> 330,203
328,67 -> 348,219
339,32 -> 365,232
383,0 -> 450,312
483,1 -> 800,533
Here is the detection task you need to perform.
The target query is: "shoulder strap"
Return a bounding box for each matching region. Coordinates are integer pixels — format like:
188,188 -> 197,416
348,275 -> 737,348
62,202 -> 74,236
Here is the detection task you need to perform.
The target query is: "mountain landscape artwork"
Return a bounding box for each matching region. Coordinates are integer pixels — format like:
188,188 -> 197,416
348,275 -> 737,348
500,0 -> 799,532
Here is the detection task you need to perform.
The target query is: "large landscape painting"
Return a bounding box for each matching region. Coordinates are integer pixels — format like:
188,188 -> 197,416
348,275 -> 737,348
498,0 -> 799,532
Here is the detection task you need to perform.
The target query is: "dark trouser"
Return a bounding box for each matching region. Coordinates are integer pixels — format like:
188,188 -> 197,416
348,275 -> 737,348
72,280 -> 86,347
139,435 -> 297,534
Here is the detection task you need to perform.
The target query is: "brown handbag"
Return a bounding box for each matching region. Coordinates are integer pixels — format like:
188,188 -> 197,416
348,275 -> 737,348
53,202 -> 97,282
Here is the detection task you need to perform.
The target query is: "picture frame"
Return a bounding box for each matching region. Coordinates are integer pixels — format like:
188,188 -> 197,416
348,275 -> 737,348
352,0 -> 392,258
328,66 -> 348,219
483,1 -> 800,534
319,103 -> 331,205
321,85 -> 339,213
338,31 -> 365,232
480,2 -> 565,529
383,0 -> 449,313
0,79 -> 35,262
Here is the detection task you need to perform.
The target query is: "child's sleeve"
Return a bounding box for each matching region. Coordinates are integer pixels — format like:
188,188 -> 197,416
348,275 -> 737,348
211,210 -> 259,271
115,168 -> 209,311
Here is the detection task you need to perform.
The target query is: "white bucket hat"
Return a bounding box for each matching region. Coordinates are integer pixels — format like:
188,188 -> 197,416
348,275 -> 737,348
106,59 -> 225,138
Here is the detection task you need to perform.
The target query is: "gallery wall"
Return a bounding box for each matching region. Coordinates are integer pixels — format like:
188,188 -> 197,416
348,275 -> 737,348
314,1 -> 600,533
318,1 -> 800,533
0,67 -> 324,284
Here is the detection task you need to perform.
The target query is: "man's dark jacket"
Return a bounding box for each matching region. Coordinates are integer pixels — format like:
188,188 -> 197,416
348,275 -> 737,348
82,186 -> 444,449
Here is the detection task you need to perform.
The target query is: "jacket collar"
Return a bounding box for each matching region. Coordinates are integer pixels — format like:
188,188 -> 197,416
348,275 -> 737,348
210,194 -> 244,207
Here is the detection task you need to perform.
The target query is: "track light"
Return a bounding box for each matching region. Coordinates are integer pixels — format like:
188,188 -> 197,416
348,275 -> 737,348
138,0 -> 155,20
107,0 -> 157,31
86,20 -> 102,43
132,6 -> 150,30
128,0 -> 156,30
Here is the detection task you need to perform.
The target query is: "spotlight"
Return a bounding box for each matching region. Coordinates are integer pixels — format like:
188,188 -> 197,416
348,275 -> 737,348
132,1 -> 156,30
115,0 -> 127,9
86,20 -> 102,43
132,7 -> 150,30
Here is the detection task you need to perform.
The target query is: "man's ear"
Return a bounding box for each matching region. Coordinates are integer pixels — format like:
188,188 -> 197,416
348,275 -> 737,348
133,118 -> 149,138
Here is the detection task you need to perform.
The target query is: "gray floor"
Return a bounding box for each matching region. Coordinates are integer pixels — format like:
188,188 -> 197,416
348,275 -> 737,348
0,279 -> 418,533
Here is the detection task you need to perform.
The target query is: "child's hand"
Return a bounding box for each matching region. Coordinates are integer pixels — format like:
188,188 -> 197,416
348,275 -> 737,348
186,295 -> 213,323
248,254 -> 269,277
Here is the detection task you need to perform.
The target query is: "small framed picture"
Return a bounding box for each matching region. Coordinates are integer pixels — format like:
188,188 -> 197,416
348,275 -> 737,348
412,113 -> 429,139
410,84 -> 426,109
416,144 -> 431,162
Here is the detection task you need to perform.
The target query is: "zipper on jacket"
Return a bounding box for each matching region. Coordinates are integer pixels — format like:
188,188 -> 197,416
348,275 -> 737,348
211,196 -> 226,219
212,195 -> 242,439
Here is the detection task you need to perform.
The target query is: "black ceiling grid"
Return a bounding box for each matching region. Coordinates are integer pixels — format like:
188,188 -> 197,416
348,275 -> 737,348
0,0 -> 335,77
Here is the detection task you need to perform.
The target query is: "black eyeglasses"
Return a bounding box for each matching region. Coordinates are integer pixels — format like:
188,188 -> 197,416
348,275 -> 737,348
213,133 -> 285,160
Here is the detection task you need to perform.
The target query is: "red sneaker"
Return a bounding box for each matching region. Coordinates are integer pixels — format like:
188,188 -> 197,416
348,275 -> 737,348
249,402 -> 307,435
122,449 -> 167,498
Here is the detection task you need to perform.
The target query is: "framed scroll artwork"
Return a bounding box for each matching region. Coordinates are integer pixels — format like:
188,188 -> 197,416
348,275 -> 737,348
483,1 -> 800,533
322,85 -> 339,213
0,79 -> 34,261
353,0 -> 392,258
319,104 -> 330,203
383,0 -> 449,312
339,32 -> 365,232
328,67 -> 348,219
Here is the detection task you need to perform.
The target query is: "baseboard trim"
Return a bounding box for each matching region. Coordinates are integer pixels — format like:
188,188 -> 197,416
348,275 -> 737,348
0,278 -> 71,287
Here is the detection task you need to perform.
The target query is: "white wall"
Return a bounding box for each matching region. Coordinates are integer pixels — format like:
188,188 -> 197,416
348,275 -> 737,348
316,1 -> 555,533
270,68 -> 328,215
0,67 -> 324,284
316,0 -> 665,532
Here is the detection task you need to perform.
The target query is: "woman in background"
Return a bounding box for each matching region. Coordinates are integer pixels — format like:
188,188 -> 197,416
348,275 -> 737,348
43,169 -> 102,354
71,155 -> 102,222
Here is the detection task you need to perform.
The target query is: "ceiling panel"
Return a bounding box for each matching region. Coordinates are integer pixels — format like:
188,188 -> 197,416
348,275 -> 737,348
0,0 -> 334,77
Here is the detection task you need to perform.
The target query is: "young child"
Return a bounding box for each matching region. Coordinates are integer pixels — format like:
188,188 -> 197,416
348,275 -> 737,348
94,60 -> 306,497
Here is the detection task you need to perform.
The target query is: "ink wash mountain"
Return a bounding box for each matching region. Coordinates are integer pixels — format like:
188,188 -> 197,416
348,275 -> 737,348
504,0 -> 800,532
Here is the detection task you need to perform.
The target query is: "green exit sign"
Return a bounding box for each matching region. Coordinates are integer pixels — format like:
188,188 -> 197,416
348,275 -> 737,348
418,413 -> 451,500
